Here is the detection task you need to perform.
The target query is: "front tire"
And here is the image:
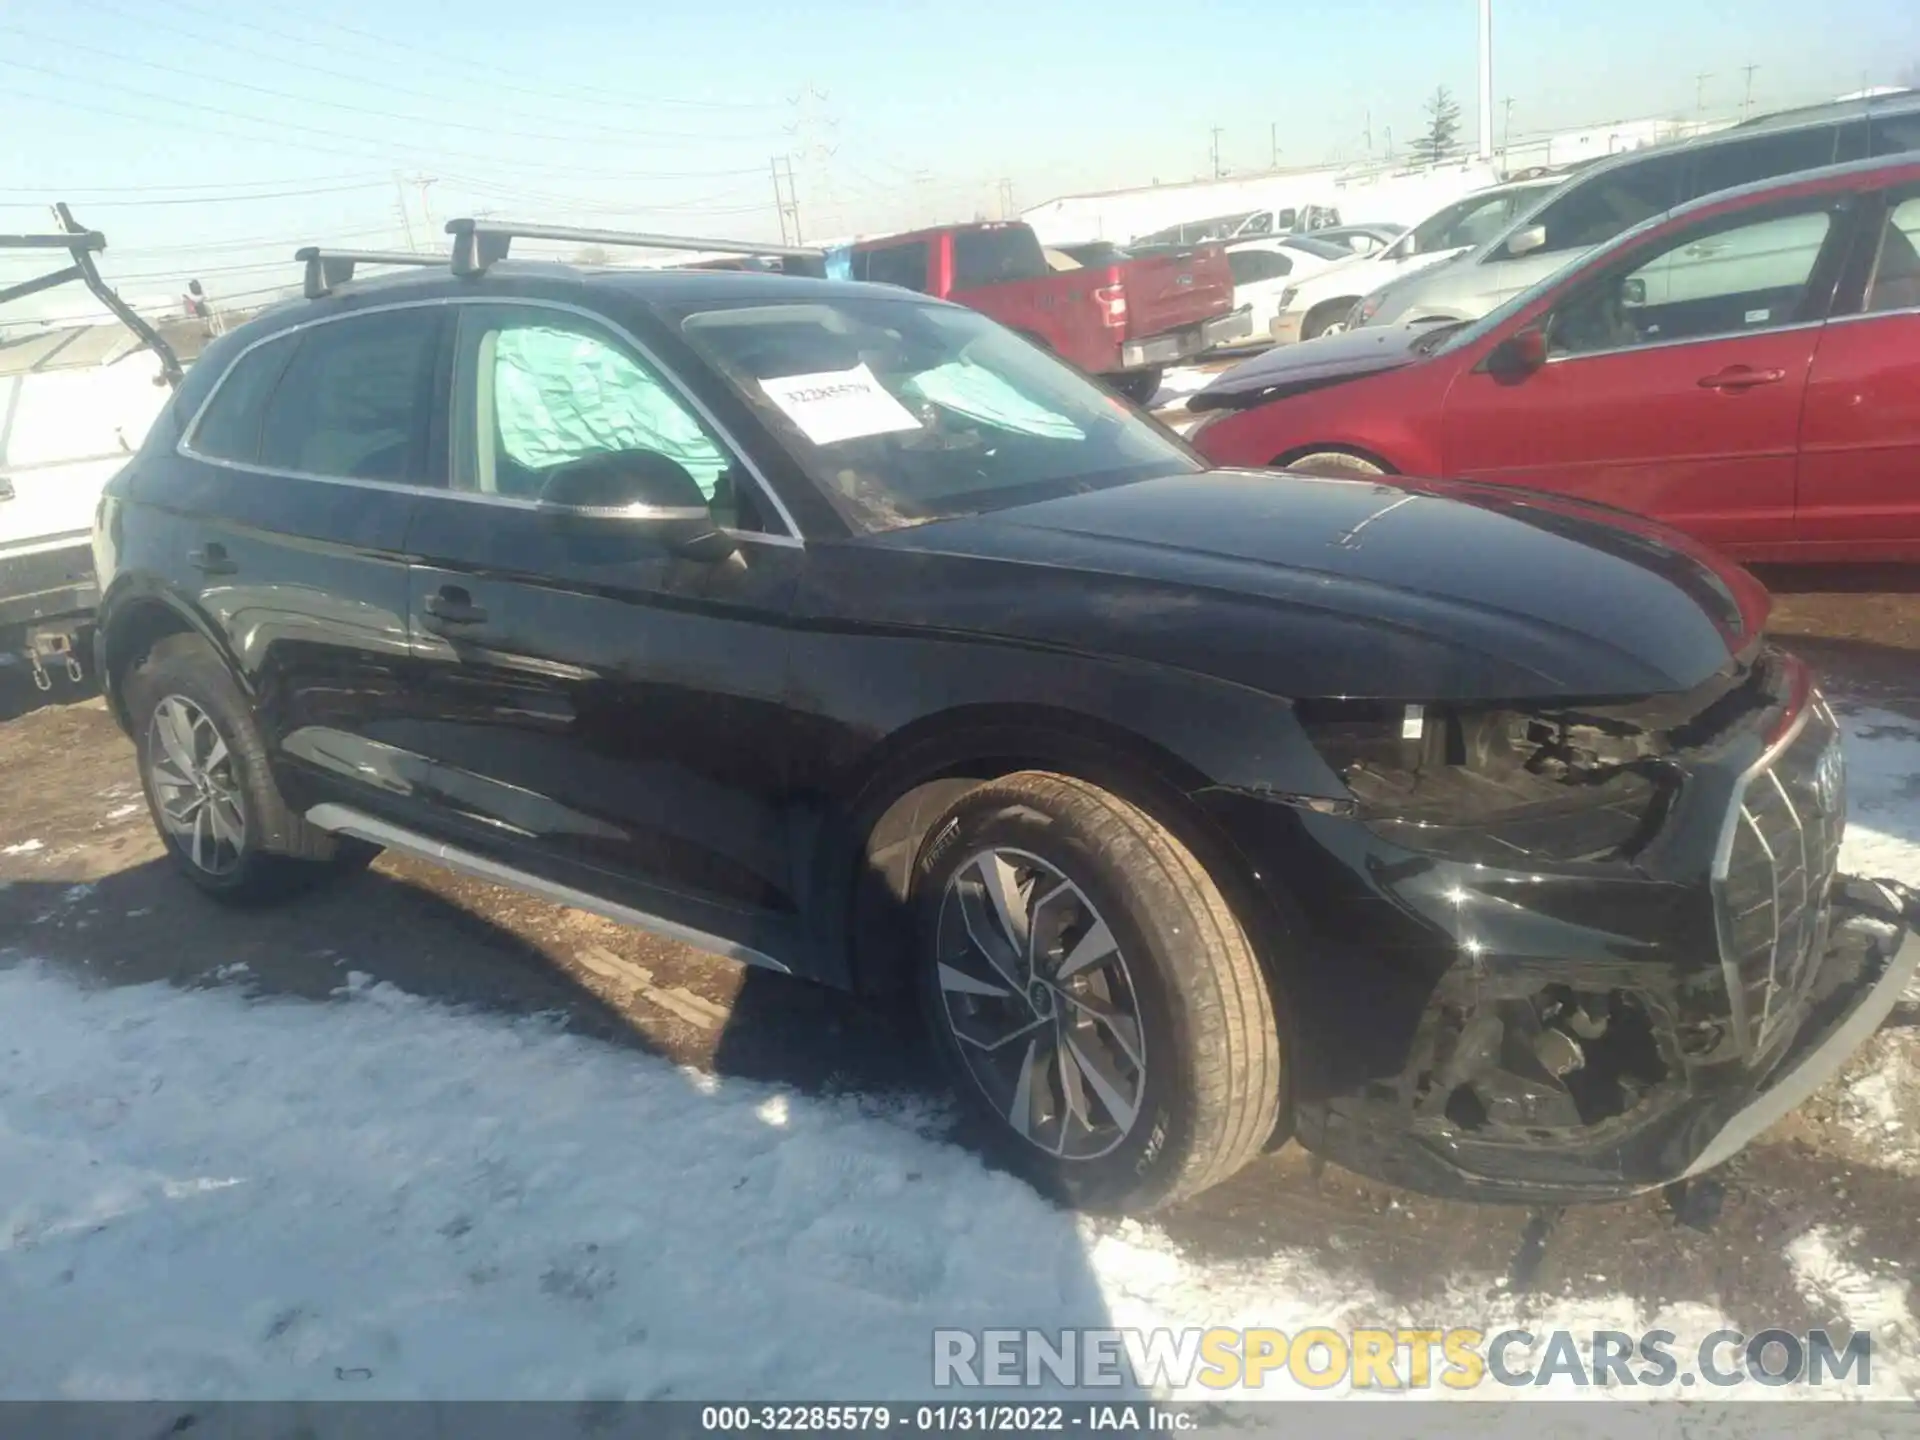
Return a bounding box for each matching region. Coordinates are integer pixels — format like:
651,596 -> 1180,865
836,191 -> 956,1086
912,772 -> 1284,1212
125,633 -> 370,903
1301,299 -> 1359,341
1282,449 -> 1385,478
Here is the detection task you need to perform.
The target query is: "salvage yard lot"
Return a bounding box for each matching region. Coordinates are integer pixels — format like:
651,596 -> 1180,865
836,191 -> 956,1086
3,579 -> 1920,1403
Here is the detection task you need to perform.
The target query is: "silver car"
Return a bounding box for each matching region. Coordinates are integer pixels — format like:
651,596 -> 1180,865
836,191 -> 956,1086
1355,94 -> 1920,329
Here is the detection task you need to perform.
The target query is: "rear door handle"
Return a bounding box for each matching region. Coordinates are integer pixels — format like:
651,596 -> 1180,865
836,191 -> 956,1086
187,542 -> 236,575
423,586 -> 487,628
1698,366 -> 1786,391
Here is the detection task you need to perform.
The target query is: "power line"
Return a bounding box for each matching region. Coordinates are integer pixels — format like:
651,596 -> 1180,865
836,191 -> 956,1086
0,67 -> 779,183
0,173 -> 387,198
0,181 -> 393,208
19,15 -> 782,146
166,0 -> 782,114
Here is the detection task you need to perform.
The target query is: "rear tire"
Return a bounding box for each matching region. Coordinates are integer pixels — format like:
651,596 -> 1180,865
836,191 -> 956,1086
1106,368 -> 1164,408
912,771 -> 1284,1212
124,633 -> 373,904
1282,450 -> 1386,478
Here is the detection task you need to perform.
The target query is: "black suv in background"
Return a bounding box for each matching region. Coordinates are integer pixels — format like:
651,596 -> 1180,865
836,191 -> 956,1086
93,221 -> 1915,1212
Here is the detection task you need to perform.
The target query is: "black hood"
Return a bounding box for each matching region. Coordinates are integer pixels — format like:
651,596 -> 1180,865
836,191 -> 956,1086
1190,325 -> 1447,409
857,470 -> 1765,702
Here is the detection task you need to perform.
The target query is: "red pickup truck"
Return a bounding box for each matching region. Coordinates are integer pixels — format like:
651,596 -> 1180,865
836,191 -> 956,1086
843,222 -> 1246,404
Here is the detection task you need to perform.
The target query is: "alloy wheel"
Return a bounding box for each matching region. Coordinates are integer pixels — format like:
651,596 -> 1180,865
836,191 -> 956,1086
146,694 -> 248,876
935,847 -> 1147,1160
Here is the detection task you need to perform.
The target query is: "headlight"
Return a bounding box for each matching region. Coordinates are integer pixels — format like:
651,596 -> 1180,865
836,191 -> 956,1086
1295,699 -> 1670,865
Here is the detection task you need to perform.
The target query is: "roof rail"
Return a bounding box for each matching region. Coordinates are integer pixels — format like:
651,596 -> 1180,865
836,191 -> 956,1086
1,204 -> 183,386
294,247 -> 449,301
443,218 -> 828,278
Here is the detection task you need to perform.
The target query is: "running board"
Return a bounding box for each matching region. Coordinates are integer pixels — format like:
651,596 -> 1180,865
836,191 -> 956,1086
305,803 -> 791,974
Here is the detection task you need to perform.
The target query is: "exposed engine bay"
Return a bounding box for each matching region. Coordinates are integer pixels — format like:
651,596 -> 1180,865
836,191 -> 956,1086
1296,654 -> 1779,864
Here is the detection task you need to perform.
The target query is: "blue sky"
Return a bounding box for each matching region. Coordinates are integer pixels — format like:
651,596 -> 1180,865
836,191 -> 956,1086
1,0 -> 1915,320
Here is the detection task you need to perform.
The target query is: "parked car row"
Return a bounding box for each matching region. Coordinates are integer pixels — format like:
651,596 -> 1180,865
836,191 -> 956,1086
1353,93 -> 1920,330
1190,146 -> 1920,560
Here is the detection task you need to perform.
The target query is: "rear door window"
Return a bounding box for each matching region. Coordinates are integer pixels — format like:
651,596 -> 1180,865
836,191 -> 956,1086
951,228 -> 1047,289
852,241 -> 930,292
1686,126 -> 1851,200
257,308 -> 446,484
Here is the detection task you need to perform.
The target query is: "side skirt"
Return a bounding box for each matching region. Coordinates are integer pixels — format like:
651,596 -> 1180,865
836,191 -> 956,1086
305,802 -> 793,975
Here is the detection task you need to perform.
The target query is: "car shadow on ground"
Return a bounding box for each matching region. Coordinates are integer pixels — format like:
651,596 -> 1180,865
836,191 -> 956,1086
0,861 -> 1134,1400
5,686 -> 1920,1357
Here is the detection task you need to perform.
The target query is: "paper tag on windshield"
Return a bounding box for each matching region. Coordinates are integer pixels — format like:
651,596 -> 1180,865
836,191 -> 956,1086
758,364 -> 922,446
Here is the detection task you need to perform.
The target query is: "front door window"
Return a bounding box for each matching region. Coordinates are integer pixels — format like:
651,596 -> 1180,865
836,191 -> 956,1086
1547,205 -> 1838,358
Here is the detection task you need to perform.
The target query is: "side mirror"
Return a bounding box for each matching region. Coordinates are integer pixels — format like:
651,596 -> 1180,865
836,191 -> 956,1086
537,451 -> 736,561
1505,224 -> 1548,259
1484,327 -> 1548,380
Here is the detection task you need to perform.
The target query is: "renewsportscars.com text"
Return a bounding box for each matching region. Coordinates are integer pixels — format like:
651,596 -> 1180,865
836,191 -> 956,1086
932,1326 -> 1873,1392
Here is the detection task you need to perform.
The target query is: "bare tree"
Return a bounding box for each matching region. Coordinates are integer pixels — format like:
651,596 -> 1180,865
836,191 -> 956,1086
1415,86 -> 1463,166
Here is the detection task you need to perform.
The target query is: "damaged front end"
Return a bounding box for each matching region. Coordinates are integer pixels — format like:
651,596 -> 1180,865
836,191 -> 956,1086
1221,650 -> 1918,1202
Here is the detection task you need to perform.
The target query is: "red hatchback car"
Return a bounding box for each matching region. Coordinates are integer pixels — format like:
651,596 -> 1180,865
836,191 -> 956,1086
1188,154 -> 1920,563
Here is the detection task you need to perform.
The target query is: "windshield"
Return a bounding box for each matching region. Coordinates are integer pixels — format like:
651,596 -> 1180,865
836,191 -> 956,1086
1282,236 -> 1352,261
1392,184 -> 1556,259
1420,243 -> 1606,358
675,296 -> 1201,533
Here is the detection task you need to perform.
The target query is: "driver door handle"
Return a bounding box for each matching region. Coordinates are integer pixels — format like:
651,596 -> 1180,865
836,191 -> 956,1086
423,586 -> 487,627
1698,365 -> 1786,391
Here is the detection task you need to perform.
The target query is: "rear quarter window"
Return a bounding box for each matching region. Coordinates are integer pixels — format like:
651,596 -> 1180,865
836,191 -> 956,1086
186,333 -> 297,463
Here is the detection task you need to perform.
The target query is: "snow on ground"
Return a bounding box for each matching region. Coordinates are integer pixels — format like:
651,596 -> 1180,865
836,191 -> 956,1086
3,709 -> 1920,1408
1149,366 -> 1217,410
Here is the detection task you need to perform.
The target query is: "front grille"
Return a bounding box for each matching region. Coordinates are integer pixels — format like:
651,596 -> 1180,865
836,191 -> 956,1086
1713,700 -> 1847,1057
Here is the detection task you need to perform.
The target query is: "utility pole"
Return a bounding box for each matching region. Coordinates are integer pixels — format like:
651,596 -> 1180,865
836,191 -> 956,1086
1270,122 -> 1280,170
770,156 -> 802,245
393,171 -> 417,252
1363,108 -> 1372,155
996,177 -> 1015,219
1477,0 -> 1494,160
1209,126 -> 1225,179
1740,64 -> 1759,120
1501,96 -> 1516,155
413,175 -> 438,238
1695,71 -> 1713,116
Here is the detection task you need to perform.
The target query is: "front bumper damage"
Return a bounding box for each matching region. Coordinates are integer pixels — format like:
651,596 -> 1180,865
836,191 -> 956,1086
1203,663 -> 1917,1203
1309,877 -> 1914,1203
